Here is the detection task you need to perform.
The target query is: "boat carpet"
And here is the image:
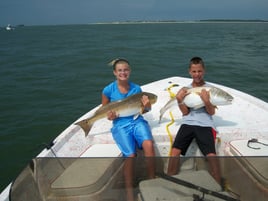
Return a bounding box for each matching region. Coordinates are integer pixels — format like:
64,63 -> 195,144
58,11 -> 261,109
139,170 -> 230,201
49,144 -> 123,197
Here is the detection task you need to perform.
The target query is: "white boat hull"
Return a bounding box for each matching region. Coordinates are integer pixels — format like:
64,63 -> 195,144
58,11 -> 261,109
1,76 -> 268,201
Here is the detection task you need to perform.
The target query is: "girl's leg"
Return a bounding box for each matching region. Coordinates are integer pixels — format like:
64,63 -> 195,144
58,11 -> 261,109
142,140 -> 155,178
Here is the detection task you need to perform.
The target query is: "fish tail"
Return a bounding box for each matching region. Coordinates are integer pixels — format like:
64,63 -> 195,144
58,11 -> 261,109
159,108 -> 166,123
159,97 -> 176,123
75,119 -> 93,137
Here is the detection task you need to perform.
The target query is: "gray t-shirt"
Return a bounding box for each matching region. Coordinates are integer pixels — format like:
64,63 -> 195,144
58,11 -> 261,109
182,83 -> 215,129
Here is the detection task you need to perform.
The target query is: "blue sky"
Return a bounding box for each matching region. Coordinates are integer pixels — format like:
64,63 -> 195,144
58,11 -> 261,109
1,0 -> 268,26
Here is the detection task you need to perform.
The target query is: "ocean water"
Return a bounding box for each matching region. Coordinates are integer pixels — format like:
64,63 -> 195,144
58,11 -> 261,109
0,22 -> 268,191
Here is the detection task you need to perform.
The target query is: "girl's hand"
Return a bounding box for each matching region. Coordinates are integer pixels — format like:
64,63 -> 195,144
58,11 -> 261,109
141,95 -> 151,113
107,110 -> 118,120
141,95 -> 151,107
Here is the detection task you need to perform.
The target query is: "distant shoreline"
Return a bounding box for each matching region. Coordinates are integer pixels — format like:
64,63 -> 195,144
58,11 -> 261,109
200,19 -> 268,22
1,19 -> 268,27
92,19 -> 268,25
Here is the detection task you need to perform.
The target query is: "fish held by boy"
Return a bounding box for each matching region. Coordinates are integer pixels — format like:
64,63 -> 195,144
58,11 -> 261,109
75,92 -> 157,136
159,86 -> 233,122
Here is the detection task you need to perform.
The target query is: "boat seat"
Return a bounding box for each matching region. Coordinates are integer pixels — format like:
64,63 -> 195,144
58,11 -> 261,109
50,144 -> 123,196
80,143 -> 122,157
139,170 -> 223,201
229,139 -> 268,187
225,139 -> 268,201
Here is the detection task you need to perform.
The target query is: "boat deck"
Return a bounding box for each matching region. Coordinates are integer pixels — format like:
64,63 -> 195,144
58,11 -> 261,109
1,76 -> 268,201
38,77 -> 268,159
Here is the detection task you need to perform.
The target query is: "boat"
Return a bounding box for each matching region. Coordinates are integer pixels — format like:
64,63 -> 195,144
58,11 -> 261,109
0,76 -> 267,201
6,24 -> 15,31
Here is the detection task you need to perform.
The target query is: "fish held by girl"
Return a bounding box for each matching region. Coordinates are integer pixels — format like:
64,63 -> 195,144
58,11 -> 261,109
75,92 -> 157,136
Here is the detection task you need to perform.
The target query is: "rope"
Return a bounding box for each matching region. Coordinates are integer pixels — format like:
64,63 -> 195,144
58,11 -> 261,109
166,111 -> 174,156
165,84 -> 178,156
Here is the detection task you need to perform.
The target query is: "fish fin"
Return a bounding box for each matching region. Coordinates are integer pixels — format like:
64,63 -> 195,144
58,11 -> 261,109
133,113 -> 140,120
159,114 -> 163,123
193,104 -> 203,110
75,119 -> 93,137
159,108 -> 165,123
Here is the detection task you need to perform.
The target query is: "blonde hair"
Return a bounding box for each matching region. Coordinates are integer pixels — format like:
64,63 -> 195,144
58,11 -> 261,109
108,58 -> 130,70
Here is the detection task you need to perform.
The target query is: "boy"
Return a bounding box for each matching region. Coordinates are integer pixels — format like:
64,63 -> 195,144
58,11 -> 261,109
167,57 -> 221,184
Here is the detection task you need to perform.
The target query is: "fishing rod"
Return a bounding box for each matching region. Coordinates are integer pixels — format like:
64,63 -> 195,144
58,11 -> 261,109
157,172 -> 240,201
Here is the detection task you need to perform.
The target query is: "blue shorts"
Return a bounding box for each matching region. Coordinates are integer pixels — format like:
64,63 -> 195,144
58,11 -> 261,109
111,117 -> 153,157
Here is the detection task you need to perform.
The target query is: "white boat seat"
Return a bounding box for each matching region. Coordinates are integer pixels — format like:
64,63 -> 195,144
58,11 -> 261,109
50,144 -> 122,196
80,143 -> 122,157
229,139 -> 268,187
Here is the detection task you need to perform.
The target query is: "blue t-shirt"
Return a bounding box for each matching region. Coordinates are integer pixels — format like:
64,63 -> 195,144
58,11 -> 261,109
102,80 -> 143,127
182,83 -> 215,129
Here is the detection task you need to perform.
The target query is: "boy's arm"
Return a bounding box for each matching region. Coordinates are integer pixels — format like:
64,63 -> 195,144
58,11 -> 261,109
200,89 -> 216,115
176,88 -> 190,115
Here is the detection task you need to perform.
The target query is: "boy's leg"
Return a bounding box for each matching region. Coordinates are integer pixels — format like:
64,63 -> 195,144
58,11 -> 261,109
206,153 -> 221,184
167,148 -> 182,175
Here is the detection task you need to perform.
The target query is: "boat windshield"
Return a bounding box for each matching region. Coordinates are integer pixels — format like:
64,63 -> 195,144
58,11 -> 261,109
9,156 -> 268,201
